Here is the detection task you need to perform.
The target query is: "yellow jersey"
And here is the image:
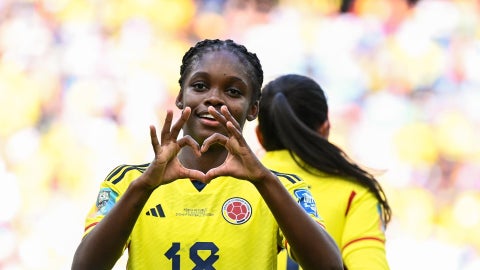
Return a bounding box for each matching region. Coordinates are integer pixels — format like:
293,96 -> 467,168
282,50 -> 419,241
83,163 -> 324,269
261,150 -> 389,270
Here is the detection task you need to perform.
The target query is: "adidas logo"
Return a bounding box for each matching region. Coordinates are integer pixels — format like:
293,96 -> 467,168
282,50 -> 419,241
146,204 -> 165,217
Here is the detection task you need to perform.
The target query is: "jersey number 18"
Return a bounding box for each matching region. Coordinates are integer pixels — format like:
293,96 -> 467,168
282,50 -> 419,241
165,242 -> 219,269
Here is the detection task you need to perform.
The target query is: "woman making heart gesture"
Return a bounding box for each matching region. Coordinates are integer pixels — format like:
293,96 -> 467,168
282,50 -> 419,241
71,39 -> 342,270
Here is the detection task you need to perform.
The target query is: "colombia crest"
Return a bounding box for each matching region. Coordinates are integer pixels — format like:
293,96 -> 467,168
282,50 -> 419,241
222,197 -> 252,225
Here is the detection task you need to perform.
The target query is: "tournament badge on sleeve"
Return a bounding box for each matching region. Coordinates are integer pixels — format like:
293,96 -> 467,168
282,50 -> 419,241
96,187 -> 118,215
294,189 -> 319,218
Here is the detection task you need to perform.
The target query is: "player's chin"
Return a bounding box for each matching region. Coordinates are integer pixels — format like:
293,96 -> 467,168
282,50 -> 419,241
202,125 -> 229,138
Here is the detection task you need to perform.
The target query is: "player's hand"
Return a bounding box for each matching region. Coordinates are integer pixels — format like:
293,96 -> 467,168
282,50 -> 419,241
140,107 -> 206,190
201,105 -> 270,183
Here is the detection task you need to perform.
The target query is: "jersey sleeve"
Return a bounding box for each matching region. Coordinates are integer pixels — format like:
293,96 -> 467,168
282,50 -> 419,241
271,171 -> 326,260
82,164 -> 148,238
83,180 -> 121,237
341,189 -> 389,270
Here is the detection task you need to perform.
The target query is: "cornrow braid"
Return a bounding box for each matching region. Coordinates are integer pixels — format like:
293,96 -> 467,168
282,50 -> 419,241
178,39 -> 263,101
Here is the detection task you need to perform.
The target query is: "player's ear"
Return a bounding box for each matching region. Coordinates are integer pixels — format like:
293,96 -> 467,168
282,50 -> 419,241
246,100 -> 259,121
255,125 -> 265,147
175,92 -> 183,109
316,119 -> 330,139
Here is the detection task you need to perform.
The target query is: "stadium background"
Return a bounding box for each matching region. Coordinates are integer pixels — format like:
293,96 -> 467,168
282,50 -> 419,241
0,0 -> 479,269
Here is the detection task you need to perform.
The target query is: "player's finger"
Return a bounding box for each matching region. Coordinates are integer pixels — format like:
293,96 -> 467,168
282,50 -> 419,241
150,125 -> 160,155
220,105 -> 241,130
170,107 -> 191,139
179,168 -> 207,183
201,133 -> 228,153
204,166 -> 227,183
160,110 -> 174,143
208,106 -> 227,126
225,121 -> 244,143
177,135 -> 201,156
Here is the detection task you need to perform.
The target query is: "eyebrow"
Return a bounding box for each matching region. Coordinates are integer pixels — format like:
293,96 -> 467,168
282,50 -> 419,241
189,71 -> 248,86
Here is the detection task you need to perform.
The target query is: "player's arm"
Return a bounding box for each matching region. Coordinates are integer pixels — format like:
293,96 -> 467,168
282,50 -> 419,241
71,178 -> 154,270
253,171 -> 343,270
203,106 -> 343,269
73,109 -> 205,269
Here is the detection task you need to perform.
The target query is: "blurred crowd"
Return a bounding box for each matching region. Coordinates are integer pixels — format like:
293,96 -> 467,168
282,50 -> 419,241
0,0 -> 479,269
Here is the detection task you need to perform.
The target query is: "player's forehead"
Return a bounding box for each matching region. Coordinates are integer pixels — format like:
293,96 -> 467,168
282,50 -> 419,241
190,50 -> 252,81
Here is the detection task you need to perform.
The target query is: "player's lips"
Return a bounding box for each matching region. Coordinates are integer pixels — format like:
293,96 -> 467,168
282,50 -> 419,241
197,111 -> 220,127
198,112 -> 215,120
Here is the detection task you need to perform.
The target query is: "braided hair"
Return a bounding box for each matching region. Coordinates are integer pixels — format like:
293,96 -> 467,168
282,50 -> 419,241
258,74 -> 392,225
179,39 -> 263,102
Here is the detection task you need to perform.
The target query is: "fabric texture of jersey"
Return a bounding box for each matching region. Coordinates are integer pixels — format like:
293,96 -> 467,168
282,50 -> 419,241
83,163 -> 324,269
261,150 -> 389,270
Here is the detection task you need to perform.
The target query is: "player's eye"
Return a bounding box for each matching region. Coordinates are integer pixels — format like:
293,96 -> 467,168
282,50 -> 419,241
226,88 -> 242,97
192,82 -> 208,91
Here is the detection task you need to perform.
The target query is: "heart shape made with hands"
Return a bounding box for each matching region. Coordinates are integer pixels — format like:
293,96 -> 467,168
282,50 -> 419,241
179,134 -> 232,184
144,106 -> 263,189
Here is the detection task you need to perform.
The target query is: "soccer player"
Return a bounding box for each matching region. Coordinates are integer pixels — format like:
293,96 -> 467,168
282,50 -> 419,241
256,74 -> 392,270
71,40 -> 343,269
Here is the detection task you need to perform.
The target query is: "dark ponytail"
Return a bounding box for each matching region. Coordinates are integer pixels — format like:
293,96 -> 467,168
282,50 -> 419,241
258,74 -> 392,224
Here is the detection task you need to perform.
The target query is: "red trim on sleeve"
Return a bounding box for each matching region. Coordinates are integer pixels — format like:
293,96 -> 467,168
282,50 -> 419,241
344,191 -> 356,216
343,236 -> 385,250
84,222 -> 99,232
317,220 -> 326,230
